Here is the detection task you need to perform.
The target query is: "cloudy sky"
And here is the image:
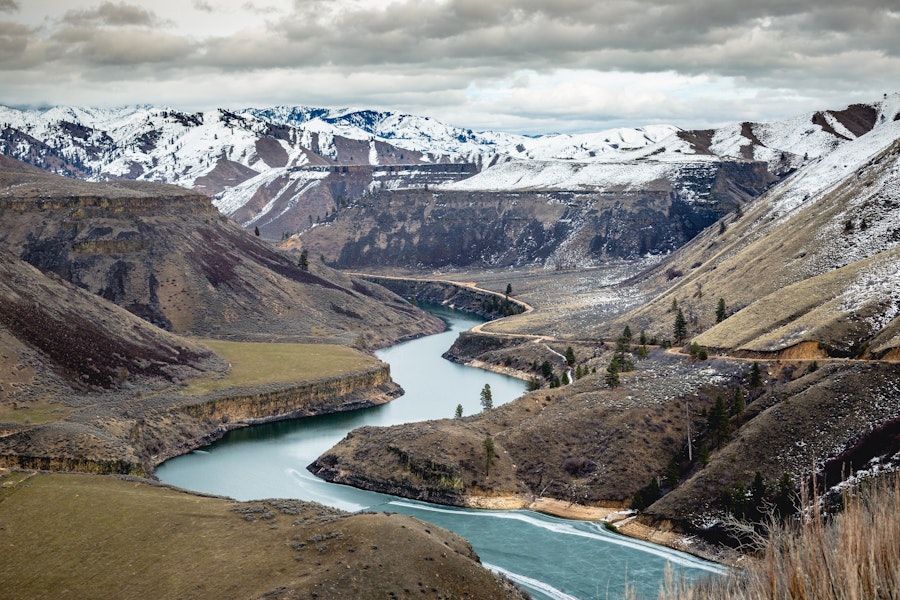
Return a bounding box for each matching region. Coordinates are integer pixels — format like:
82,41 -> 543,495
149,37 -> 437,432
2,0 -> 898,134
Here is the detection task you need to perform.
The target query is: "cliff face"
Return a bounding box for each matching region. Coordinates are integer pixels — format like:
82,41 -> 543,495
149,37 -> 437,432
300,160 -> 775,270
0,363 -> 402,476
182,365 -> 399,424
361,277 -> 527,320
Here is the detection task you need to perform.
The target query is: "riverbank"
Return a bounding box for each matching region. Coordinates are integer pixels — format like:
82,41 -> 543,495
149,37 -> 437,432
0,339 -> 409,479
456,492 -> 726,564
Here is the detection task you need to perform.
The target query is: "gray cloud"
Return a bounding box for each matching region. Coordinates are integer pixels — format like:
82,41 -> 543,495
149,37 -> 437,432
0,21 -> 42,68
51,26 -> 196,66
255,0 -> 900,78
61,2 -> 165,27
2,0 -> 899,132
0,0 -> 19,13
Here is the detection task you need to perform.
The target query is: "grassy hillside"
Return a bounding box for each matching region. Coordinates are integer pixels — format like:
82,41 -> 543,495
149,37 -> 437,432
615,134 -> 900,358
0,470 -> 526,600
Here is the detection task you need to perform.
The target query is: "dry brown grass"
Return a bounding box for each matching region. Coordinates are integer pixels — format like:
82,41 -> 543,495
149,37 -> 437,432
647,475 -> 900,600
0,470 -> 527,599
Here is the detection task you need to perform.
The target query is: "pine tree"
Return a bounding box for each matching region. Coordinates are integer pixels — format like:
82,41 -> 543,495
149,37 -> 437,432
751,471 -> 766,505
730,388 -> 745,416
482,437 -> 495,475
622,325 -> 632,341
254,226 -> 260,236
674,308 -> 687,343
775,472 -> 796,516
749,362 -> 762,388
666,460 -> 680,486
639,330 -> 647,345
480,384 -> 493,411
646,476 -> 661,504
699,444 -> 710,467
707,395 -> 730,447
298,248 -> 309,271
540,360 -> 553,380
715,298 -> 726,323
605,356 -> 620,388
454,404 -> 463,419
564,346 -> 576,366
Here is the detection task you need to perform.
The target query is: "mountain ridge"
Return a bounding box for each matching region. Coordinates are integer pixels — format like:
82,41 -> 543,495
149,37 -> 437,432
6,95 -> 895,241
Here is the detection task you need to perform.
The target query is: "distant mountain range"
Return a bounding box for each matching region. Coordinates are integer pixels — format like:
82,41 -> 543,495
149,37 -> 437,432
3,96 -> 896,242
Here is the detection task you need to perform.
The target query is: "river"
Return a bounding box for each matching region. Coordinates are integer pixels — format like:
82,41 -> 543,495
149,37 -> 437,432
156,304 -> 723,599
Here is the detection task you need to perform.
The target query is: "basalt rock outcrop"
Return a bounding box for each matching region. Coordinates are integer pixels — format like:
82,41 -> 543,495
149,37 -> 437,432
300,160 -> 775,270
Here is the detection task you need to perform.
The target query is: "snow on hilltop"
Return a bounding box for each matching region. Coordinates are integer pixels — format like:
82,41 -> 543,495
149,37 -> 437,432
1,93 -> 899,229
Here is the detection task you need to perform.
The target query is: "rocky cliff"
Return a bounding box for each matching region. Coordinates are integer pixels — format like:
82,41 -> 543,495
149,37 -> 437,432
300,160 -> 774,270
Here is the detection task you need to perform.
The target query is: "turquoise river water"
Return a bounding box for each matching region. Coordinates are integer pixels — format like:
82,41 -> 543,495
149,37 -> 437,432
156,305 -> 723,599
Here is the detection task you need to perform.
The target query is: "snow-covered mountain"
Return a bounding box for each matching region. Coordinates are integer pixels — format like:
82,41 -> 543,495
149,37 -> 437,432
1,95 -> 898,239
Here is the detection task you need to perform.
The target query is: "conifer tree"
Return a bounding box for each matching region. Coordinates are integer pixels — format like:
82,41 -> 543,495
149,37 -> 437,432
605,356 -> 620,388
699,444 -> 710,467
707,395 -> 730,447
716,298 -> 726,323
730,388 -> 745,416
751,471 -> 766,505
298,248 -> 309,271
749,362 -> 763,388
480,384 -> 493,411
674,308 -> 688,343
482,437 -> 495,475
540,360 -> 553,380
454,404 -> 463,419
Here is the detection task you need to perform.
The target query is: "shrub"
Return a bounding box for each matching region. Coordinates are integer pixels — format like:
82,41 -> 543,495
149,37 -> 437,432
651,476 -> 900,600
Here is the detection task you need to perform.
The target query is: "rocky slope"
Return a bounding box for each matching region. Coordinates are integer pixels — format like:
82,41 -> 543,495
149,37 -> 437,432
0,245 -> 225,397
0,156 -> 443,348
311,339 -> 900,551
609,106 -> 900,359
0,155 -> 444,476
297,97 -> 900,270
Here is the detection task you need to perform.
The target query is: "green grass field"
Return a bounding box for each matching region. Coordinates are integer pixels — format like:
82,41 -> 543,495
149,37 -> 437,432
186,340 -> 380,394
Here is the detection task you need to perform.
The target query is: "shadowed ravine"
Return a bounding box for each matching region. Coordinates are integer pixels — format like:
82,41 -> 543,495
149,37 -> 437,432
156,305 -> 724,599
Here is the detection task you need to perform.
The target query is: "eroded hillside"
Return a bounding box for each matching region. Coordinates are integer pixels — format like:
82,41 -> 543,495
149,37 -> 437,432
0,156 -> 443,348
